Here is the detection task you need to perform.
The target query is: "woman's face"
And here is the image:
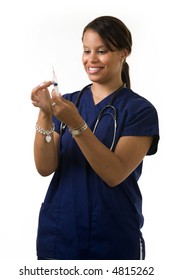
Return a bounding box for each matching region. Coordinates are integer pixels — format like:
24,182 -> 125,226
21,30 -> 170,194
82,29 -> 127,85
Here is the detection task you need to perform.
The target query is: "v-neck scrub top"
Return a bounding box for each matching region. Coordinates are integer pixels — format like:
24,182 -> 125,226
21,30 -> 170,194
36,86 -> 159,260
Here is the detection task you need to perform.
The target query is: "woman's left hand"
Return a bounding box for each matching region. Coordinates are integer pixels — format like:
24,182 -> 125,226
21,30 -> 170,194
50,90 -> 84,129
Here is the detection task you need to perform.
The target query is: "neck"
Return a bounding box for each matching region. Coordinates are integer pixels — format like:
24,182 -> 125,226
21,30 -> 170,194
91,81 -> 125,104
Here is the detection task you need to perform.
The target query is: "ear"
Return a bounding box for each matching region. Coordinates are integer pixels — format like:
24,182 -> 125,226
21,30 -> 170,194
120,49 -> 129,62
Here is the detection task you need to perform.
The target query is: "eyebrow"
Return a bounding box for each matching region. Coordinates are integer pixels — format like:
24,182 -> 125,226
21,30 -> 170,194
83,45 -> 107,49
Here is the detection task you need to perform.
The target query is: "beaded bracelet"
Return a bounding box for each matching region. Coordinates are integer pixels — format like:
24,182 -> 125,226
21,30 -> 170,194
35,122 -> 55,143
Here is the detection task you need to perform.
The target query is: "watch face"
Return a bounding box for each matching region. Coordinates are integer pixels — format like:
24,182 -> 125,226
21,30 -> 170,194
73,130 -> 79,135
71,123 -> 88,137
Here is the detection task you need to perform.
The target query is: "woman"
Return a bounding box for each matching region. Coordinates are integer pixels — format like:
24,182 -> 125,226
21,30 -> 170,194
31,16 -> 159,260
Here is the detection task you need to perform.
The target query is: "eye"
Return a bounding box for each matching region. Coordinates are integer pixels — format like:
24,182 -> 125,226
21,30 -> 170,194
97,49 -> 108,54
83,49 -> 90,54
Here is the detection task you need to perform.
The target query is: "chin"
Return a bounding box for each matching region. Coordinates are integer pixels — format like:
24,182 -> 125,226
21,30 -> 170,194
88,76 -> 102,83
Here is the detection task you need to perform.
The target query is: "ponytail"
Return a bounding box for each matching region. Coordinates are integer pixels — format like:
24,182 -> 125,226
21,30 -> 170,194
122,61 -> 131,89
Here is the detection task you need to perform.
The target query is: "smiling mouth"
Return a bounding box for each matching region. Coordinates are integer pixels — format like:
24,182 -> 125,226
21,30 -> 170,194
88,67 -> 101,74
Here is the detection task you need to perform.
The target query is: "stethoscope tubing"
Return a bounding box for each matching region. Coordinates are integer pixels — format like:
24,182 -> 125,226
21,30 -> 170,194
92,105 -> 117,151
60,83 -> 125,151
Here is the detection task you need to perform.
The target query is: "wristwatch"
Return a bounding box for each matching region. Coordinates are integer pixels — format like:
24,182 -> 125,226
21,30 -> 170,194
69,122 -> 88,138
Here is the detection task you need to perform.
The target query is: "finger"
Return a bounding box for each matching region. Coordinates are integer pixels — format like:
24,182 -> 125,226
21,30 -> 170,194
31,85 -> 52,102
32,101 -> 40,107
31,81 -> 53,95
38,81 -> 53,90
51,102 -> 57,107
51,89 -> 61,98
31,92 -> 39,102
51,90 -> 62,104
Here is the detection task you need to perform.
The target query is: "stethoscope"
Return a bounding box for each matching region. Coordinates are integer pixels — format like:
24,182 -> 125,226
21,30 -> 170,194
60,83 -> 126,151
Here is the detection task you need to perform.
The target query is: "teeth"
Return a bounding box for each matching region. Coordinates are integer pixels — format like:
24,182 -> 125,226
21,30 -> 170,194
88,67 -> 100,74
89,67 -> 99,70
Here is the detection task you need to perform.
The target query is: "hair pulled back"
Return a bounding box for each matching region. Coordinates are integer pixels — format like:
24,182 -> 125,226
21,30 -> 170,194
82,16 -> 132,89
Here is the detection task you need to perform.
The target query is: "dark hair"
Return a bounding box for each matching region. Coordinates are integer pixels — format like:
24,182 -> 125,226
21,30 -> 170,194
82,16 -> 132,88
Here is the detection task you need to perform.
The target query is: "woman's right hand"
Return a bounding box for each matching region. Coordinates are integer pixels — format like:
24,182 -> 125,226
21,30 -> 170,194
31,81 -> 53,114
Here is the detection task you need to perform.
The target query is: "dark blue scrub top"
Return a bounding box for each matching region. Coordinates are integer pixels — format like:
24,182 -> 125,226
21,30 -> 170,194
36,86 -> 159,260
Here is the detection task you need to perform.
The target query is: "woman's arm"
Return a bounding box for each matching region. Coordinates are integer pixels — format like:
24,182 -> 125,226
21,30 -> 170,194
50,93 -> 153,187
34,110 -> 59,176
73,127 -> 152,187
31,81 -> 60,176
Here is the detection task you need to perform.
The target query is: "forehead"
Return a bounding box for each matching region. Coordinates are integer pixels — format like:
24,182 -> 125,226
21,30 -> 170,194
82,29 -> 105,47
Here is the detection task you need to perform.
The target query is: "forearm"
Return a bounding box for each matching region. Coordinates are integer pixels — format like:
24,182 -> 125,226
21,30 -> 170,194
34,110 -> 58,176
72,124 -> 152,187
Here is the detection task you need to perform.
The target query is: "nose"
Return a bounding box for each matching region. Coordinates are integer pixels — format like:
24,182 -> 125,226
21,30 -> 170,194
88,52 -> 99,63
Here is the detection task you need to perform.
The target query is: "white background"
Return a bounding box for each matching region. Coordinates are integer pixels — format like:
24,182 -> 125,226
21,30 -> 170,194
0,0 -> 172,272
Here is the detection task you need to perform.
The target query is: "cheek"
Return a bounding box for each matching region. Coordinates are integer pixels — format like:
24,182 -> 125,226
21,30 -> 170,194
107,56 -> 121,69
82,56 -> 87,70
100,55 -> 113,65
82,54 -> 86,63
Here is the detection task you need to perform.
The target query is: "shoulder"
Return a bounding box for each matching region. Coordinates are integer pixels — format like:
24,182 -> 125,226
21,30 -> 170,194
124,89 -> 157,111
118,89 -> 159,127
115,89 -> 158,122
118,89 -> 159,154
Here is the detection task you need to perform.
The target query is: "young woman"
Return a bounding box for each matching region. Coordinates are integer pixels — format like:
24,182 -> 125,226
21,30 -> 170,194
31,16 -> 159,260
